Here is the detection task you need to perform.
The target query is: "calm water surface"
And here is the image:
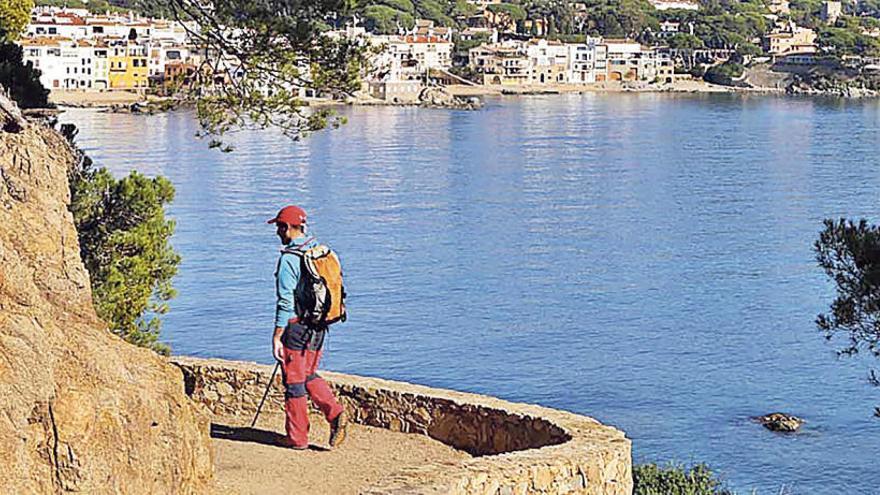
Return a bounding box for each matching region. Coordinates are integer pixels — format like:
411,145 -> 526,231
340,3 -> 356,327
62,94 -> 880,494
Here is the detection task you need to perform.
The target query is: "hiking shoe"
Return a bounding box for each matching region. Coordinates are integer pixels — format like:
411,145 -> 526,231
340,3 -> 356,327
277,437 -> 308,450
329,411 -> 348,448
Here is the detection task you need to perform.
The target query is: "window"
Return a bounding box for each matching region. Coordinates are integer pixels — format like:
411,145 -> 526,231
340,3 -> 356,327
28,48 -> 39,56
36,27 -> 45,34
48,27 -> 56,34
66,67 -> 70,74
48,48 -> 60,56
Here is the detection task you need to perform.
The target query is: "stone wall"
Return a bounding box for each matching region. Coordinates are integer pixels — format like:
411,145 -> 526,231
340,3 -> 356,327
173,357 -> 632,494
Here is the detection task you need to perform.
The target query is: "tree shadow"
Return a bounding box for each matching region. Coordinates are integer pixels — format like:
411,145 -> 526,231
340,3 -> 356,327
210,423 -> 329,451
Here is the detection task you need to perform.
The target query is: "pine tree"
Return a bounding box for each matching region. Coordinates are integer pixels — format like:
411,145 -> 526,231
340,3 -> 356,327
65,125 -> 180,355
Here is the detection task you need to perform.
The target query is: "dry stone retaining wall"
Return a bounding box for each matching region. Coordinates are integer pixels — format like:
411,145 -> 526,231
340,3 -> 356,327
173,356 -> 632,495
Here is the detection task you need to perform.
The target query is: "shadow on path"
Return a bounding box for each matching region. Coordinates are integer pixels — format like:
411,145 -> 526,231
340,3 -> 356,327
211,423 -> 329,451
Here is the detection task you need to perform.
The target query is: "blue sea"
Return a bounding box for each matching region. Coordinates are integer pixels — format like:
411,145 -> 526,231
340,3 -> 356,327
63,93 -> 880,494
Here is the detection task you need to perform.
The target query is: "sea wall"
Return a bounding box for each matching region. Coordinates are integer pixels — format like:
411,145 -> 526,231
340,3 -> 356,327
173,357 -> 632,495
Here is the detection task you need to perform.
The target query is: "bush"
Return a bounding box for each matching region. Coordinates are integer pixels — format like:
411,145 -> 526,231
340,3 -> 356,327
377,0 -> 413,14
634,463 -> 733,495
704,61 -> 744,86
362,4 -> 415,34
64,125 -> 180,355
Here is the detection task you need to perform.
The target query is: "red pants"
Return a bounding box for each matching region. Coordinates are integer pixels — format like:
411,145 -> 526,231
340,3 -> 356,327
281,345 -> 343,448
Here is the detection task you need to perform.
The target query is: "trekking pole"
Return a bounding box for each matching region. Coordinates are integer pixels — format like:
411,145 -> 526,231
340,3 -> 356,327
251,361 -> 280,428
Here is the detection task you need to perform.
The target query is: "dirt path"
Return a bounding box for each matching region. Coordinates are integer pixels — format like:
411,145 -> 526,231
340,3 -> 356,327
211,412 -> 470,494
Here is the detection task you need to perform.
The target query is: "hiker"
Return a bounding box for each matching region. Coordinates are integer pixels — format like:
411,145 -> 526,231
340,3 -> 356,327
268,204 -> 348,449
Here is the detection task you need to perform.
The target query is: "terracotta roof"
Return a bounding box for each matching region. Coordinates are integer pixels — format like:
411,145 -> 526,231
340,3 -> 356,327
20,36 -> 67,46
403,35 -> 452,44
52,14 -> 87,25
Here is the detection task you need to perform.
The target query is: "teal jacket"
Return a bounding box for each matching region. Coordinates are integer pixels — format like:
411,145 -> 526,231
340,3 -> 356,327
274,235 -> 318,328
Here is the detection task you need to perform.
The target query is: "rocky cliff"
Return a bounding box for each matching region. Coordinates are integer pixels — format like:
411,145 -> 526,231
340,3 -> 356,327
0,116 -> 213,492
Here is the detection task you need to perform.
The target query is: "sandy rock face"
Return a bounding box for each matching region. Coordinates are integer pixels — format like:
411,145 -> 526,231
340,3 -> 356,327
0,124 -> 213,493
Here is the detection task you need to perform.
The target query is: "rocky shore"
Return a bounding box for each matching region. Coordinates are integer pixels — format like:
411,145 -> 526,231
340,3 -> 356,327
786,81 -> 880,98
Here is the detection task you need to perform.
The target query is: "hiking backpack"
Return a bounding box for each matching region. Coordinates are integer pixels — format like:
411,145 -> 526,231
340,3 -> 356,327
285,243 -> 347,326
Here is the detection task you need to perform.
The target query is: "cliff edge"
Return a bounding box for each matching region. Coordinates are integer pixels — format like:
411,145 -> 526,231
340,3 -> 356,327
0,117 -> 213,492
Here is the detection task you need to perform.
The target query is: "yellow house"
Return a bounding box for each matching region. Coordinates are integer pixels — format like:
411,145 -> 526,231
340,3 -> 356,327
108,42 -> 148,89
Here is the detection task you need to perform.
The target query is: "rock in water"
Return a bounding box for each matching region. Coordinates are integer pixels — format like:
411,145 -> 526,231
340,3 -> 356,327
418,87 -> 482,110
754,412 -> 804,432
0,124 -> 213,493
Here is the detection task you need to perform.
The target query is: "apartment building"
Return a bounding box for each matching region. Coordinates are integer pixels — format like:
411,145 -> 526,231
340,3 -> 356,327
470,38 -> 671,85
601,40 -> 673,82
469,42 -> 529,85
109,41 -> 149,89
763,21 -> 818,55
21,37 -> 110,90
567,38 -> 604,83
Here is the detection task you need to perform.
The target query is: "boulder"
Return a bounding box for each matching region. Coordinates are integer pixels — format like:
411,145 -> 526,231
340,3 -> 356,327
0,123 -> 213,493
754,412 -> 804,433
418,87 -> 483,110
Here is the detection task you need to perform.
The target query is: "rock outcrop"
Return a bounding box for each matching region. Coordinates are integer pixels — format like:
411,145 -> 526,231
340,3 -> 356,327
754,412 -> 804,433
419,87 -> 482,110
0,121 -> 213,493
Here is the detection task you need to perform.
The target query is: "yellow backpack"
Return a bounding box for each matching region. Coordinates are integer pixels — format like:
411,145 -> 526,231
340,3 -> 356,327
289,244 -> 347,326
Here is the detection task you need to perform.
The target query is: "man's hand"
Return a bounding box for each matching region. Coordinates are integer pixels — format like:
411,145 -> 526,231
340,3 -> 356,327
272,326 -> 285,362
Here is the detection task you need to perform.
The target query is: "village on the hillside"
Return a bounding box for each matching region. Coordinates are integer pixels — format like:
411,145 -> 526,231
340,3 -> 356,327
16,0 -> 880,103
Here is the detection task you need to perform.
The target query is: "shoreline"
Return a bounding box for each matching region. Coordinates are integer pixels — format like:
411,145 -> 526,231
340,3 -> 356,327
46,81 -> 823,112
444,79 -> 738,96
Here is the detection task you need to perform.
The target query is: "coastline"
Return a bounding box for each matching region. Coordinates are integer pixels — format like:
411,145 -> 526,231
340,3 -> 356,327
46,80 -> 803,113
50,89 -> 150,107
444,79 -> 740,96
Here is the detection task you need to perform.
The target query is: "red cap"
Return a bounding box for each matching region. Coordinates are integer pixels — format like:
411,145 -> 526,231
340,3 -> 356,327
267,205 -> 307,226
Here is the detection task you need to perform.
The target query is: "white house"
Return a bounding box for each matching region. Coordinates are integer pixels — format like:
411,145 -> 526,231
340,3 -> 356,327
20,37 -> 104,90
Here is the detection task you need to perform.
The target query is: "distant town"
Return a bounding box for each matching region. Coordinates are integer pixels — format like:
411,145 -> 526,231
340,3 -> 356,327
16,0 -> 880,104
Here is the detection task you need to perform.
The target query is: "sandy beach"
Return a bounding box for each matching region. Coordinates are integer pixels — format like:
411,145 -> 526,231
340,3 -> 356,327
50,89 -> 151,107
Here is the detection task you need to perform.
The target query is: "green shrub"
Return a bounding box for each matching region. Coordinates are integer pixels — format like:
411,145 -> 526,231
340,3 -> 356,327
704,61 -> 744,86
363,4 -> 415,34
634,463 -> 733,495
64,125 -> 180,355
377,0 -> 414,14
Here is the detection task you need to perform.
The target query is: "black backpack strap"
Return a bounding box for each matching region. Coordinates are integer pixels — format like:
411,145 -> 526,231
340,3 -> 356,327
280,237 -> 315,256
